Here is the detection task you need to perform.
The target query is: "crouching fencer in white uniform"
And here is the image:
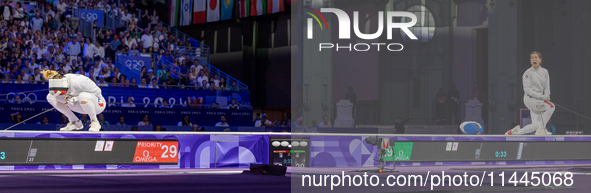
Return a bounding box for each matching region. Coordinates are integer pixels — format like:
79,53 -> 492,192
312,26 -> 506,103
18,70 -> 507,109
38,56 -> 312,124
506,51 -> 554,135
42,70 -> 106,131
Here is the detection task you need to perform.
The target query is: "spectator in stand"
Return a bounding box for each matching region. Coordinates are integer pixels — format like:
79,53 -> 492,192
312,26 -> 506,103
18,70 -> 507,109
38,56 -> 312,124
177,115 -> 192,126
213,115 -> 229,127
213,74 -> 220,87
219,77 -> 227,91
141,28 -> 153,49
32,68 -> 43,83
45,14 -> 58,31
103,30 -> 114,44
138,114 -> 152,126
255,114 -> 273,127
196,70 -> 207,87
157,68 -> 168,84
14,95 -> 21,104
161,49 -> 173,63
192,124 -> 201,132
122,96 -> 136,107
30,12 -> 44,32
228,99 -> 239,110
1,2 -> 13,21
98,114 -> 110,125
148,78 -> 159,88
139,77 -> 148,88
158,99 -> 170,108
10,112 -> 23,123
13,3 -> 24,21
188,67 -> 198,86
116,117 -> 126,125
80,114 -> 90,125
97,76 -> 108,86
153,124 -> 162,131
37,116 -> 50,124
110,36 -> 121,52
318,115 -> 333,128
96,42 -> 105,59
1,74 -> 10,83
129,44 -> 140,56
228,81 -> 240,91
64,36 -> 80,62
150,10 -> 159,26
14,74 -> 24,84
144,69 -> 154,82
200,80 -> 209,90
83,39 -> 98,58
129,78 -> 138,88
188,97 -> 202,108
291,116 -> 304,128
57,114 -> 69,124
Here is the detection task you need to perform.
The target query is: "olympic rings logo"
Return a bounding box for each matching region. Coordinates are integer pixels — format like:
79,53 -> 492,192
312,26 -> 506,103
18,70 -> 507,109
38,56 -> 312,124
6,92 -> 37,104
80,12 -> 99,22
125,60 -> 145,70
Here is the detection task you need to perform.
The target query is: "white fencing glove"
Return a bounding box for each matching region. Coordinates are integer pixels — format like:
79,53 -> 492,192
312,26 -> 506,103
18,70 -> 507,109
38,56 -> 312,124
66,96 -> 78,106
540,95 -> 550,101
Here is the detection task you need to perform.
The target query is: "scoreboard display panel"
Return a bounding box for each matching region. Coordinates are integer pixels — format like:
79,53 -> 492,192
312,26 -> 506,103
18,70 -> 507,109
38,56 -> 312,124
385,141 -> 591,162
0,138 -> 179,165
269,137 -> 310,167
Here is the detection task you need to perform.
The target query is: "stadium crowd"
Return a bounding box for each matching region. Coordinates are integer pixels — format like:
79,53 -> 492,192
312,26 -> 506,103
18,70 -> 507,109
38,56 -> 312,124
0,0 -> 244,91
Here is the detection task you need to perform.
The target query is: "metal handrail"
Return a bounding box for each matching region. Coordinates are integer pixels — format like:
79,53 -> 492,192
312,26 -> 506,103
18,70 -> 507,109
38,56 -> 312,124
160,21 -> 210,52
174,45 -> 210,62
154,53 -> 181,79
171,48 -> 247,90
105,10 -> 127,30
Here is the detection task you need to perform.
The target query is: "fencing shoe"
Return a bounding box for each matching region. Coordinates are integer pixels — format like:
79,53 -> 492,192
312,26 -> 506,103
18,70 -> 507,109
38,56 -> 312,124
89,121 -> 101,132
60,120 -> 84,131
505,125 -> 521,135
535,127 -> 552,136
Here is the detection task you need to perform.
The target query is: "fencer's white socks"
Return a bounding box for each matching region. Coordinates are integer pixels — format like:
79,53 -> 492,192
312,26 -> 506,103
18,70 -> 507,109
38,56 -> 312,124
60,120 -> 84,131
505,125 -> 521,135
535,127 -> 552,135
89,121 -> 101,132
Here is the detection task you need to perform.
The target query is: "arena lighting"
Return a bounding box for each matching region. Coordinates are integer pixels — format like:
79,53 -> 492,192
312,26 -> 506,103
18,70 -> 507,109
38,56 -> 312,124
319,43 -> 404,51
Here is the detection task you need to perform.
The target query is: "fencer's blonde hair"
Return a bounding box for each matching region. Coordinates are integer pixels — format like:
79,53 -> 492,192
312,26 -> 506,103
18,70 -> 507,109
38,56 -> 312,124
41,70 -> 62,80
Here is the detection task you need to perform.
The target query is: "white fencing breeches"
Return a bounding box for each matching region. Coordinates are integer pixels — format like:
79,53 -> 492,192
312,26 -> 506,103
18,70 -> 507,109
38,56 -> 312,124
517,95 -> 555,134
47,92 -> 107,122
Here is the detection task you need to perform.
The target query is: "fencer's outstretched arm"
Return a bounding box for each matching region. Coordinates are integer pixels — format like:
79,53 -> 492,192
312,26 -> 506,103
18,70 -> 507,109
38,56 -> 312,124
64,74 -> 101,96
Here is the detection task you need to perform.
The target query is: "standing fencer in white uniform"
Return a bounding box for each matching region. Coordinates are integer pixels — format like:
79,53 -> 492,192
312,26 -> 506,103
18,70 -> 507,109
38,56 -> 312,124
506,51 -> 554,135
42,70 -> 106,131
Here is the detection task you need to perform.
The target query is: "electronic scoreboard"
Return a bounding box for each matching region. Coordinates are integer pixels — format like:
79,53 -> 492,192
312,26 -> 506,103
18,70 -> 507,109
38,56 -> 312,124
0,138 -> 178,165
269,137 -> 309,167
